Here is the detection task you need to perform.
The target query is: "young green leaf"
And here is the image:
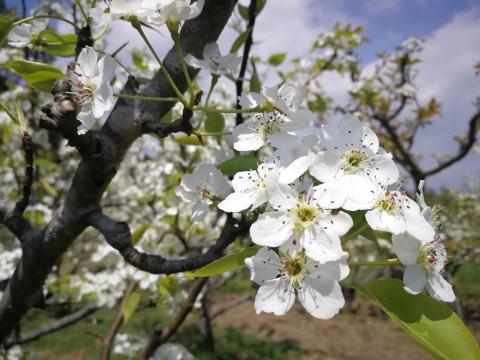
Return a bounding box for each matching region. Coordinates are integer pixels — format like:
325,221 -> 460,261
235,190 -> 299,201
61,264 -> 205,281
187,247 -> 258,278
131,224 -> 150,245
361,279 -> 480,360
123,291 -> 141,323
37,31 -> 77,57
268,53 -> 287,66
230,28 -> 252,53
217,156 -> 258,176
250,72 -> 262,93
0,12 -> 15,47
3,60 -> 64,92
205,112 -> 225,134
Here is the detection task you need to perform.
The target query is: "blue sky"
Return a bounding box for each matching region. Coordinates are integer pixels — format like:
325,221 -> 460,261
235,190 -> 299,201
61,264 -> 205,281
5,0 -> 480,190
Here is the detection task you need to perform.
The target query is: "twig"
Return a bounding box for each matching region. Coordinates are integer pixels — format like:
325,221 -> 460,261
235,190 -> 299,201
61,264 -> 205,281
3,304 -> 98,348
235,0 -> 257,126
211,294 -> 254,319
101,283 -> 137,360
143,278 -> 208,359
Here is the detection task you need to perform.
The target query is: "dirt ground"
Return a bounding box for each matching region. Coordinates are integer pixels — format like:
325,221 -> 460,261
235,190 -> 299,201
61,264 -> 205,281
212,294 -> 480,360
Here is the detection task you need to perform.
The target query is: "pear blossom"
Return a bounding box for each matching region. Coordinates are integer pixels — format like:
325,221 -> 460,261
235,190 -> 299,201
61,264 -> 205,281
109,0 -> 160,23
392,233 -> 455,302
250,183 -> 352,263
232,85 -> 312,151
309,116 -> 399,211
365,189 -> 435,243
175,163 -> 231,221
185,42 -> 241,76
7,18 -> 48,48
68,46 -> 116,134
156,0 -> 205,24
218,161 -> 279,213
245,247 -> 349,319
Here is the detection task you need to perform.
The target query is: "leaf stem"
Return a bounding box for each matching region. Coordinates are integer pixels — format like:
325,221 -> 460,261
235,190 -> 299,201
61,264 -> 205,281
75,0 -> 89,24
13,15 -> 78,30
131,19 -> 186,104
349,259 -> 401,267
113,94 -> 180,103
194,105 -> 261,114
342,222 -> 369,244
171,30 -> 193,103
204,75 -> 219,107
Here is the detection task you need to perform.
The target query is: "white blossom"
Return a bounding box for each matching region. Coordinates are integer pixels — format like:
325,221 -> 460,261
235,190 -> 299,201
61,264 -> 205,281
250,183 -> 352,263
218,161 -> 279,213
392,234 -> 455,302
68,46 -> 116,134
7,18 -> 48,48
176,163 -> 231,221
156,0 -> 205,24
309,116 -> 399,210
366,189 -> 435,243
245,247 -> 349,319
232,84 -> 312,151
185,42 -> 241,76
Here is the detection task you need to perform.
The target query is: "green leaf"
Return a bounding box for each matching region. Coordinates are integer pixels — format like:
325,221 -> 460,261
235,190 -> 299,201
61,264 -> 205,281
131,224 -> 150,245
250,72 -> 261,93
361,279 -> 480,360
205,111 -> 225,134
268,53 -> 287,66
0,12 -> 15,47
123,291 -> 141,324
238,0 -> 267,20
3,60 -> 64,92
132,50 -> 149,72
173,133 -> 207,146
187,247 -> 258,278
37,31 -> 77,57
230,28 -> 251,53
217,156 -> 258,176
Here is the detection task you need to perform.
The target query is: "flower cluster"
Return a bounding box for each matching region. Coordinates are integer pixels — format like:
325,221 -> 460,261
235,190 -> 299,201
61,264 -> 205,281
175,68 -> 454,318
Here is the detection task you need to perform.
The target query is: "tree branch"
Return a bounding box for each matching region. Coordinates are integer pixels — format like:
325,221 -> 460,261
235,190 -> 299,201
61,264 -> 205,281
3,304 -> 99,349
143,278 -> 208,359
235,0 -> 257,126
88,211 -> 249,275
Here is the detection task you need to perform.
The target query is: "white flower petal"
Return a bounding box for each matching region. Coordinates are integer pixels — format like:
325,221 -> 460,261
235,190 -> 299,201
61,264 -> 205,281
403,264 -> 427,295
301,226 -> 343,263
245,247 -> 282,285
279,153 -> 316,184
233,123 -> 264,151
250,211 -> 294,247
298,274 -> 345,319
309,151 -> 342,182
192,202 -> 209,221
392,233 -> 421,266
426,271 -> 455,302
254,278 -> 295,316
311,182 -> 346,209
218,191 -> 259,213
404,212 -> 435,244
268,182 -> 297,210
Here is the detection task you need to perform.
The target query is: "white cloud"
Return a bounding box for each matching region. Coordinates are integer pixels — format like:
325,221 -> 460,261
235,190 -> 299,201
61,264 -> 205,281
413,6 -> 480,189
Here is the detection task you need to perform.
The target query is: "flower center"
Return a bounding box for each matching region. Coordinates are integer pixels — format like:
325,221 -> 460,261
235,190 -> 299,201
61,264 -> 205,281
417,238 -> 447,270
199,187 -> 214,201
374,192 -> 398,214
291,201 -> 319,233
281,253 -> 308,290
342,150 -> 365,172
70,77 -> 97,106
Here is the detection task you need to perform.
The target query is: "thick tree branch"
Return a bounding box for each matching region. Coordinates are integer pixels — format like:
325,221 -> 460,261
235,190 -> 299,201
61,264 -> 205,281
235,0 -> 257,126
14,131 -> 34,215
88,211 -> 249,275
3,304 -> 99,349
0,0 -> 238,343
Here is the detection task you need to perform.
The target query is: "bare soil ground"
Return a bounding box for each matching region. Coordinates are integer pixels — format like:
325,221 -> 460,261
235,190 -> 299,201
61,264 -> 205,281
212,294 -> 480,360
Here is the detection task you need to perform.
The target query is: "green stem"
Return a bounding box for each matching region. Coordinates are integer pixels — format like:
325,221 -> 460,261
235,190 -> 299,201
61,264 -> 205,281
195,131 -> 232,137
204,75 -> 219,107
349,259 -> 401,267
194,105 -> 261,114
95,49 -> 131,75
342,222 -> 369,244
0,102 -> 16,123
75,0 -> 89,24
13,15 -> 78,29
113,94 -> 180,103
171,30 -> 193,102
131,20 -> 185,104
